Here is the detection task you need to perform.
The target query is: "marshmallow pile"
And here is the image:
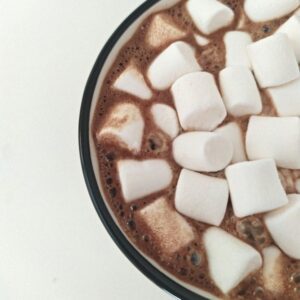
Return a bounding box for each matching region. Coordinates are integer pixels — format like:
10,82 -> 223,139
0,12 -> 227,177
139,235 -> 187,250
98,0 -> 300,296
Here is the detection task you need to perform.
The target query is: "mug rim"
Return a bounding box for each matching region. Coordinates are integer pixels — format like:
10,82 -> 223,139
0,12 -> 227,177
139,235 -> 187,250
78,1 -> 207,299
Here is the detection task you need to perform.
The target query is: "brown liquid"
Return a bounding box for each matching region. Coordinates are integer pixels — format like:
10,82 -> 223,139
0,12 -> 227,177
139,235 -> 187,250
92,1 -> 300,299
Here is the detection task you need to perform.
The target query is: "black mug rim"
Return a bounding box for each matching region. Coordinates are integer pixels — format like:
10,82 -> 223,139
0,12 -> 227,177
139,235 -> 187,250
78,1 -> 208,299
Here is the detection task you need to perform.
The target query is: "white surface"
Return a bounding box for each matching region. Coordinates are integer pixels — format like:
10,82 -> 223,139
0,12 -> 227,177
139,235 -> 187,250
0,1 -> 173,299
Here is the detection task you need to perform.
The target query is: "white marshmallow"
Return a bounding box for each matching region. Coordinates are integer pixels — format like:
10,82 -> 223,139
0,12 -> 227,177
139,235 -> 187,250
247,33 -> 299,88
171,72 -> 227,131
225,159 -> 288,218
246,116 -> 300,169
215,122 -> 247,163
244,0 -> 299,22
113,66 -> 152,100
117,159 -> 173,202
267,78 -> 300,116
138,197 -> 195,255
278,16 -> 300,62
224,31 -> 252,68
262,246 -> 284,293
175,169 -> 229,226
265,194 -> 300,259
150,104 -> 180,139
204,227 -> 262,294
146,14 -> 186,49
194,34 -> 210,46
219,66 -> 262,117
173,132 -> 233,172
186,0 -> 234,35
98,103 -> 144,152
147,41 -> 201,90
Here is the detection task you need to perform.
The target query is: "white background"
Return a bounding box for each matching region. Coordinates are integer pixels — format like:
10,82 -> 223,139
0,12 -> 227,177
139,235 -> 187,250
0,1 -> 172,299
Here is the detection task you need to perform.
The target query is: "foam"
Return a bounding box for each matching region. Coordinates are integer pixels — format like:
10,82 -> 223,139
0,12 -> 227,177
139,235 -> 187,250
204,227 -> 262,294
147,41 -> 201,90
225,159 -> 288,218
146,14 -> 186,48
215,122 -> 247,163
171,72 -> 226,131
244,0 -> 300,22
150,103 -> 180,139
138,197 -> 195,255
267,78 -> 300,116
186,0 -> 234,35
194,34 -> 210,46
173,132 -> 233,172
219,66 -> 262,117
113,65 -> 152,100
117,159 -> 173,202
224,31 -> 252,68
97,102 -> 144,152
265,194 -> 300,259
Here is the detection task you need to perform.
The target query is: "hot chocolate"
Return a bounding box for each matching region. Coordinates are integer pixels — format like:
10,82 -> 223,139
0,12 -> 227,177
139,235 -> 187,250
92,0 -> 300,298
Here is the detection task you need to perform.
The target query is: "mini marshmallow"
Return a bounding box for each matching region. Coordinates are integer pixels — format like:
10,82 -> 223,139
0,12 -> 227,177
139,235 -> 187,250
186,0 -> 234,35
246,116 -> 300,169
175,169 -> 229,226
204,227 -> 262,294
171,72 -> 227,131
98,103 -> 144,152
265,194 -> 300,259
225,159 -> 288,218
113,66 -> 152,100
215,122 -> 247,163
146,14 -> 186,48
147,41 -> 201,90
267,78 -> 300,116
173,132 -> 233,172
219,66 -> 262,117
138,197 -> 195,255
278,16 -> 300,62
247,33 -> 299,88
117,159 -> 172,202
244,0 -> 299,22
262,246 -> 284,293
150,104 -> 180,139
224,31 -> 252,68
194,34 -> 210,46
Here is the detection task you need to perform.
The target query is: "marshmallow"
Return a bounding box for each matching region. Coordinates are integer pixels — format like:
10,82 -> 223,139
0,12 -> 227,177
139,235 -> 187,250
150,104 -> 180,139
171,72 -> 227,131
204,227 -> 262,294
278,16 -> 300,62
225,159 -> 288,218
224,31 -> 252,68
246,116 -> 300,169
194,34 -> 210,46
147,41 -> 201,90
267,78 -> 300,116
173,132 -> 233,172
247,33 -> 299,88
117,159 -> 173,202
138,197 -> 195,255
265,194 -> 300,259
175,169 -> 229,226
244,0 -> 300,22
219,66 -> 262,117
113,66 -> 152,100
262,246 -> 284,293
215,122 -> 247,163
146,14 -> 186,49
186,0 -> 234,35
98,103 -> 144,152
